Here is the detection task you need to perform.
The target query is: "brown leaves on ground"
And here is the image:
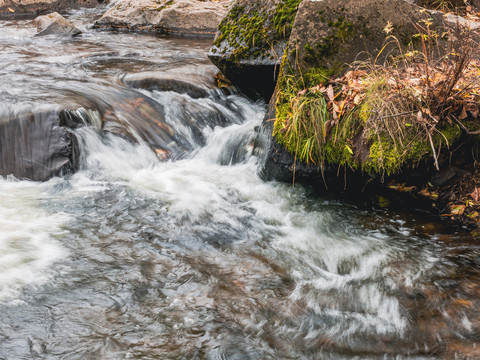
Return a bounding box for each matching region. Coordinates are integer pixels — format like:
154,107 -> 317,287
296,55 -> 480,139
295,70 -> 369,125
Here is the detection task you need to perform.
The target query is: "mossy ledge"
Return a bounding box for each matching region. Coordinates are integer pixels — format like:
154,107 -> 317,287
208,0 -> 302,100
212,0 -> 301,60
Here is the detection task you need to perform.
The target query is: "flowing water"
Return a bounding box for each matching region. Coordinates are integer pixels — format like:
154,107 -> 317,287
1,7 -> 480,360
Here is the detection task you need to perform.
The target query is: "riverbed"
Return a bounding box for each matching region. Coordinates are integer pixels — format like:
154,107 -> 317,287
0,6 -> 479,360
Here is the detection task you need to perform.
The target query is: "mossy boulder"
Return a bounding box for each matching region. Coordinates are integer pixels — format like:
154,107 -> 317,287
282,0 -> 440,79
208,0 -> 302,100
258,0 -> 475,188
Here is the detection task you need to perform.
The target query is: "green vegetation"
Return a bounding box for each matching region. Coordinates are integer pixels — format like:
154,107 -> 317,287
274,68 -> 361,171
274,60 -> 466,176
303,17 -> 355,66
213,0 -> 302,60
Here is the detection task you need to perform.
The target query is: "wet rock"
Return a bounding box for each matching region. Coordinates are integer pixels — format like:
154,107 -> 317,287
121,73 -> 211,99
33,12 -> 81,36
208,0 -> 301,101
94,0 -> 231,36
99,94 -> 185,158
0,0 -> 99,19
430,167 -> 458,187
0,109 -> 79,181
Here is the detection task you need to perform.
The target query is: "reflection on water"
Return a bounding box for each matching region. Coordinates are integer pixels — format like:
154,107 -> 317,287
1,6 -> 480,360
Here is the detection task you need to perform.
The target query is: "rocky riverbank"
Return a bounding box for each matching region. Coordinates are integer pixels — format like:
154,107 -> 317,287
0,0 -> 100,18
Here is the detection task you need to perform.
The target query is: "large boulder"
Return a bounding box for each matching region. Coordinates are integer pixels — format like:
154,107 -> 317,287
0,109 -> 80,181
283,0 -> 439,77
33,12 -> 82,36
0,0 -> 99,19
257,0 -> 454,184
208,0 -> 301,101
94,0 -> 231,36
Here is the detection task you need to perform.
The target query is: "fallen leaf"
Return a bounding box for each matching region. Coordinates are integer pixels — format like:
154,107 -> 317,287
327,85 -> 335,102
470,187 -> 480,202
450,204 -> 466,215
467,211 -> 479,219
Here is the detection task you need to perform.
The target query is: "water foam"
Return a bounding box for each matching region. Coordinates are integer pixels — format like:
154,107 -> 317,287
0,178 -> 68,302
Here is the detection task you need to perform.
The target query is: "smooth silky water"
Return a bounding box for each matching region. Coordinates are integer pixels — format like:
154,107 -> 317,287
1,7 -> 480,360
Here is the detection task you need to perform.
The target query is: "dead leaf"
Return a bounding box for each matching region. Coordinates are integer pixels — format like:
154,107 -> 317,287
417,111 -> 423,122
327,85 -> 335,102
459,106 -> 468,120
450,204 -> 466,215
353,94 -> 361,105
470,187 -> 480,202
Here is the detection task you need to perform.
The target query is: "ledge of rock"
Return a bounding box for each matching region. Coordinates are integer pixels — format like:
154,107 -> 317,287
0,0 -> 100,19
208,0 -> 301,101
94,0 -> 231,36
33,12 -> 82,36
0,109 -> 80,181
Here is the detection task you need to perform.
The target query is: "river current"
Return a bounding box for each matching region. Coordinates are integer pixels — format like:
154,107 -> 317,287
0,6 -> 479,360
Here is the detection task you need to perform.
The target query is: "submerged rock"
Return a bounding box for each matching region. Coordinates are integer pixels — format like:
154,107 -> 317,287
94,0 -> 231,36
33,12 -> 82,36
0,0 -> 100,19
208,0 -> 301,101
0,109 -> 79,181
121,73 -> 211,99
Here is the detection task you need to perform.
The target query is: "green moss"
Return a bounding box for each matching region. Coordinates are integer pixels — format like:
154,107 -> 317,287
272,0 -> 302,37
304,17 -> 355,65
362,124 -> 462,176
274,60 -> 463,176
303,67 -> 332,87
213,0 -> 301,60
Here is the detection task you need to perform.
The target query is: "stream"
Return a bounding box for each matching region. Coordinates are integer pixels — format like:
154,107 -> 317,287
1,7 -> 480,360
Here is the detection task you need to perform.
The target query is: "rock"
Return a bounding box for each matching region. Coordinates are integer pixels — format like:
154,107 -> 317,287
430,167 -> 458,187
121,72 -> 211,99
208,0 -> 302,101
0,109 -> 79,181
98,93 -> 186,158
257,0 -> 451,185
284,0 -> 438,77
94,0 -> 231,36
33,12 -> 82,36
0,0 -> 100,19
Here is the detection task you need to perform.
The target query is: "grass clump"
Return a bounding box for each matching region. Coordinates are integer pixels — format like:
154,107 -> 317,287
274,67 -> 362,170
